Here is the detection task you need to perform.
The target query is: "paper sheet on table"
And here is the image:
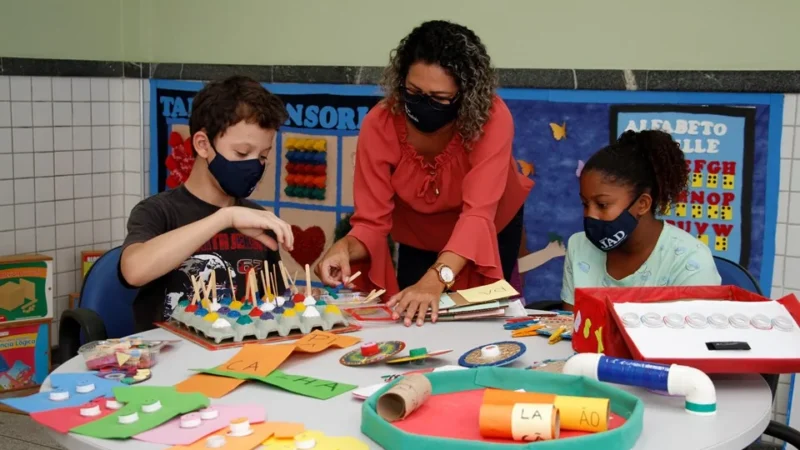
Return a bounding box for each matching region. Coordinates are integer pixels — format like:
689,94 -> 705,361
262,430 -> 368,450
30,397 -> 117,433
167,422 -> 291,450
71,386 -> 209,439
176,344 -> 295,397
293,330 -> 361,353
0,373 -> 121,414
614,300 -> 800,359
457,280 -> 519,303
262,370 -> 357,400
134,404 -> 266,445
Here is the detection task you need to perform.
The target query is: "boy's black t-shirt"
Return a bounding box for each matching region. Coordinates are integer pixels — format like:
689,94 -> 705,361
120,186 -> 284,332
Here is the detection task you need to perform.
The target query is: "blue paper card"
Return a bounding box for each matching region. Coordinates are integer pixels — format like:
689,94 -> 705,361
0,372 -> 122,414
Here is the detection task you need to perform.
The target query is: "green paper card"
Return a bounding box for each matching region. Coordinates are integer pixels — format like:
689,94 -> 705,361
70,386 -> 209,438
262,370 -> 356,400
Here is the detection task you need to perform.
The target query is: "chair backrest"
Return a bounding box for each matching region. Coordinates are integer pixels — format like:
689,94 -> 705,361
712,256 -> 777,397
713,256 -> 763,296
78,246 -> 138,339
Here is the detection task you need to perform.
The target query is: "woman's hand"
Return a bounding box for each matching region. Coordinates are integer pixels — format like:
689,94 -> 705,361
315,238 -> 354,287
387,273 -> 444,327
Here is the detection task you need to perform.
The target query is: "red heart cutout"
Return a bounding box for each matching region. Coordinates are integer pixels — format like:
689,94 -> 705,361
289,225 -> 326,267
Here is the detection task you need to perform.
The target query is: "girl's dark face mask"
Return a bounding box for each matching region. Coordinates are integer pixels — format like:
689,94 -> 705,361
583,195 -> 642,252
400,86 -> 460,134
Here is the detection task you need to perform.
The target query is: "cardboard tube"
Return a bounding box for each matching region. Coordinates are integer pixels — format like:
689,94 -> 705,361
482,388 -> 609,432
376,374 -> 432,422
483,388 -> 555,405
479,403 -> 559,441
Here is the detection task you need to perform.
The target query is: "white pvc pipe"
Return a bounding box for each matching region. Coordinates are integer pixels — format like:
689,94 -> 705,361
563,353 -> 717,415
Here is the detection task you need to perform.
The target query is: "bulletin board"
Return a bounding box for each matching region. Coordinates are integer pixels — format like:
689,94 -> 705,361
149,81 -> 783,301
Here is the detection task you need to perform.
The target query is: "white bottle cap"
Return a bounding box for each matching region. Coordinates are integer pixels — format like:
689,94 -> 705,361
228,418 -> 252,436
80,404 -> 102,417
302,306 -> 321,318
294,433 -> 317,449
480,345 -> 501,359
199,407 -> 219,420
141,400 -> 162,413
106,399 -> 123,410
49,389 -> 70,401
303,296 -> 316,306
75,382 -> 96,394
118,412 -> 139,424
180,413 -> 202,428
206,435 -> 227,448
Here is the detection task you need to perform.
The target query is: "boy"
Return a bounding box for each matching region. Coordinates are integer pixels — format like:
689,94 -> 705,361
120,76 -> 294,331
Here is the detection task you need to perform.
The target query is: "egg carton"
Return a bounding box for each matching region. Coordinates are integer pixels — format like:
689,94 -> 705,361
170,297 -> 349,344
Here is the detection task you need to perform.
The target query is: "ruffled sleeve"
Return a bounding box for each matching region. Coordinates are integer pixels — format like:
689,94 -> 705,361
347,106 -> 401,296
441,97 -> 514,282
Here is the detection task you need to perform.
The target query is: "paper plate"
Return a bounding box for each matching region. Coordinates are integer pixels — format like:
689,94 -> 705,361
340,341 -> 406,366
458,341 -> 526,368
386,348 -> 453,364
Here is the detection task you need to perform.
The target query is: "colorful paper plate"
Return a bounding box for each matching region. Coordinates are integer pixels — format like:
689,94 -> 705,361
340,341 -> 406,366
386,348 -> 453,364
458,341 -> 526,368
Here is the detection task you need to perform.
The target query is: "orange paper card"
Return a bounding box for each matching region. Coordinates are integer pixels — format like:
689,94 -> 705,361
293,331 -> 361,353
176,344 -> 296,398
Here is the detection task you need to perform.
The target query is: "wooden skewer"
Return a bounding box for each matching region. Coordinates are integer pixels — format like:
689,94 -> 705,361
260,266 -> 269,301
271,268 -> 279,299
304,264 -> 312,297
200,272 -> 214,303
345,271 -> 361,285
291,270 -> 299,294
278,261 -> 291,294
250,269 -> 261,305
227,268 -> 236,300
190,275 -> 200,305
209,271 -> 218,304
263,265 -> 273,299
362,288 -> 385,303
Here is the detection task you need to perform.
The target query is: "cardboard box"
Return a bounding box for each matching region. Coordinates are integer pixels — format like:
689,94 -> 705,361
0,254 -> 53,323
0,320 -> 50,393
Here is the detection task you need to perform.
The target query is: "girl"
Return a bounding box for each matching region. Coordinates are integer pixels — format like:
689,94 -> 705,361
561,129 -> 721,310
316,20 -> 533,326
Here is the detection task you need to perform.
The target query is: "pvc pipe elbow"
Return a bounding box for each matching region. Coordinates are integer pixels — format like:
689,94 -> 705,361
667,365 -> 717,415
562,353 -> 602,378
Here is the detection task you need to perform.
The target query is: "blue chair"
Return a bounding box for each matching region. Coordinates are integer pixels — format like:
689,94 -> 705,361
713,256 -> 800,449
58,246 -> 138,362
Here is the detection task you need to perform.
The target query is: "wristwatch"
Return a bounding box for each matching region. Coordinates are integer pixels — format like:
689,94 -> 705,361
431,263 -> 455,290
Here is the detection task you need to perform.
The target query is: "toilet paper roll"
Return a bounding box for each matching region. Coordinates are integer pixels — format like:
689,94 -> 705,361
482,389 -> 609,432
479,403 -> 560,441
375,374 -> 432,422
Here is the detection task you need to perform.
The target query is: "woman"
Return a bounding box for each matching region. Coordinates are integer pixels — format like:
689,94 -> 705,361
561,130 -> 721,310
316,20 -> 533,327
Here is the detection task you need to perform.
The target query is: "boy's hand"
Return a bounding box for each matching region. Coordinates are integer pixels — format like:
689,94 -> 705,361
221,207 -> 294,251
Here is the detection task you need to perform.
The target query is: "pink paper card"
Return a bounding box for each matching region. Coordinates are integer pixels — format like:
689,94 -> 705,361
134,404 -> 266,445
30,397 -> 118,433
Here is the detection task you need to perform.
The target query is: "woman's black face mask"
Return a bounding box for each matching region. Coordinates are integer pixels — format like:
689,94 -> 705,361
400,86 -> 459,133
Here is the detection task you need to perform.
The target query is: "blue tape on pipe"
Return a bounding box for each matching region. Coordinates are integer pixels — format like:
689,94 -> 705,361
597,356 -> 670,392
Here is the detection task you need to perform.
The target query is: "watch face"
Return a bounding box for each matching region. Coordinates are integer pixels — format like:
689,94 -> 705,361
440,266 -> 455,283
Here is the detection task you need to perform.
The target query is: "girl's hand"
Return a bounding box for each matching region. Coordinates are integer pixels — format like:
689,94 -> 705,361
387,275 -> 444,327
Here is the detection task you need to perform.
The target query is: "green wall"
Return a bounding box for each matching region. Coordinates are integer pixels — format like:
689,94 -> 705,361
1,0 -> 798,70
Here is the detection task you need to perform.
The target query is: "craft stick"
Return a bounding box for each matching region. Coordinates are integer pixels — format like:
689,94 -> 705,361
260,267 -> 269,300
304,264 -> 312,297
292,270 -> 299,293
251,269 -> 260,305
200,274 -> 214,303
278,261 -> 291,293
271,269 -> 279,299
363,289 -> 386,303
345,271 -> 362,285
190,275 -> 200,305
227,268 -> 236,300
209,271 -> 218,303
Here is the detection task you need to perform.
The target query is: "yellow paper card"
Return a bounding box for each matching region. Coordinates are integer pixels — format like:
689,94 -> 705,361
457,280 -> 519,303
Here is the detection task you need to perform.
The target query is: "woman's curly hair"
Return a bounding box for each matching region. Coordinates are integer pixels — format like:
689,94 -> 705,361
380,20 -> 497,146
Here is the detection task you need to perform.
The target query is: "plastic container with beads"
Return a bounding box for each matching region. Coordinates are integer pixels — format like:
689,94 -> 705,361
79,339 -> 168,370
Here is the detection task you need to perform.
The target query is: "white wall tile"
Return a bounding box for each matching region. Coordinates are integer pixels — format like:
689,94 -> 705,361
53,127 -> 72,151
32,102 -> 52,126
72,126 -> 91,150
34,176 -> 54,202
52,78 -> 71,102
91,102 -> 109,126
75,220 -> 93,246
72,102 -> 90,126
10,77 -> 32,101
110,195 -> 123,218
15,228 -> 35,253
110,149 -> 123,171
124,195 -> 139,217
111,217 -> 125,241
12,128 -> 33,153
74,197 -> 92,222
0,154 -> 12,179
73,150 -> 92,174
0,128 -> 10,153
14,178 -> 34,203
124,102 -> 140,126
55,199 -> 74,224
14,203 -> 34,228
793,160 -> 800,192
779,191 -> 789,223
124,173 -> 141,195
92,126 -> 110,150
0,230 -> 14,255
11,102 -> 32,127
109,79 -> 123,102
776,223 -> 787,255
31,78 -> 51,102
36,226 -> 55,251
92,149 -> 110,172
0,102 -> 11,129
790,192 -> 800,224
55,247 -> 76,272
110,173 -> 124,195
123,125 -> 140,149
13,153 -> 33,178
53,103 -> 72,126
56,223 -> 74,249
54,176 -> 75,201
783,96 -> 797,125
73,174 -> 92,198
92,173 -> 110,196
54,152 -> 74,176
785,257 -> 800,290
123,80 -> 140,102
789,225 -> 800,257
0,205 -> 14,231
71,79 -> 90,102
93,219 -> 111,243
34,152 -> 53,177
92,196 -> 110,220
56,271 -> 76,298
0,180 -> 12,205
124,149 -> 140,172
90,79 -> 108,101
35,201 -> 55,226
0,77 -> 9,101
109,103 -> 123,126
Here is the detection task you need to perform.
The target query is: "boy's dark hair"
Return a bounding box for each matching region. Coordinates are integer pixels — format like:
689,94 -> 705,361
583,129 -> 689,214
189,76 -> 288,152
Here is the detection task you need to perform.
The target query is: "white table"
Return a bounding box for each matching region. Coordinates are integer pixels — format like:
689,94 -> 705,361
45,323 -> 772,450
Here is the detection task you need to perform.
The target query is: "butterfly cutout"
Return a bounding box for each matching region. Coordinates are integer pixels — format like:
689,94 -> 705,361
576,160 -> 585,177
549,122 -> 567,141
517,159 -> 534,177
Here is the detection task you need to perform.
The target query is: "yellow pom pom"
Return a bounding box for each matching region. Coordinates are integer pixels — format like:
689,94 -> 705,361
313,139 -> 326,151
285,137 -> 297,149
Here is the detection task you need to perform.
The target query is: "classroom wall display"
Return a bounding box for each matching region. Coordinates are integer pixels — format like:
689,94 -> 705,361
0,320 -> 51,393
0,254 -> 54,323
150,81 -> 782,301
